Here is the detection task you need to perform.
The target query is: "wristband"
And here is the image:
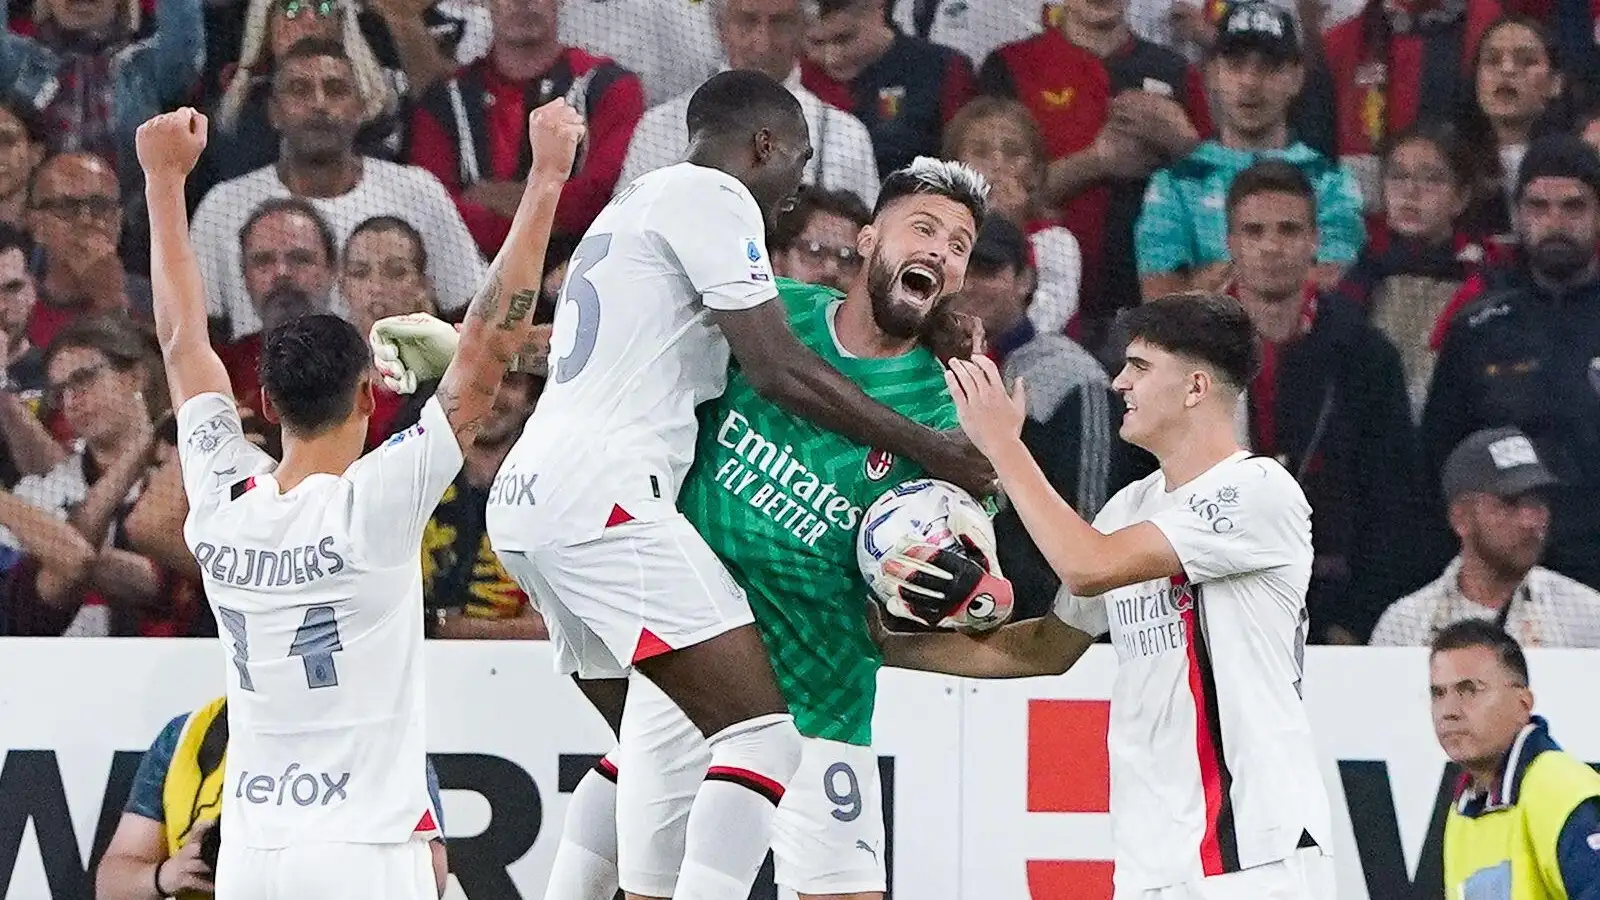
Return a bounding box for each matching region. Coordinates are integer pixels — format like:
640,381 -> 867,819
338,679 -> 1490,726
152,858 -> 168,898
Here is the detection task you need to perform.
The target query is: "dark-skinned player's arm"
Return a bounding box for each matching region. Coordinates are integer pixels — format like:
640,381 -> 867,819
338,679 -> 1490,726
713,303 -> 996,497
944,354 -> 1184,597
139,109 -> 234,412
868,600 -> 1098,678
428,100 -> 586,448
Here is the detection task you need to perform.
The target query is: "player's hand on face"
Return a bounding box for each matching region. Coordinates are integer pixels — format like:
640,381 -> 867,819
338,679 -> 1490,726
135,108 -> 208,179
159,818 -> 216,894
944,355 -> 1027,459
528,99 -> 589,181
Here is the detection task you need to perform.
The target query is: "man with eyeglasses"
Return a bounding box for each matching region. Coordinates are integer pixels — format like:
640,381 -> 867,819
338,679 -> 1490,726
769,185 -> 871,293
24,151 -> 152,346
1430,618 -> 1600,900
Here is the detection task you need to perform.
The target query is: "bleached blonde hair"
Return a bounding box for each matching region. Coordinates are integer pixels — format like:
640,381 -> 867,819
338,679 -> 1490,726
216,0 -> 395,133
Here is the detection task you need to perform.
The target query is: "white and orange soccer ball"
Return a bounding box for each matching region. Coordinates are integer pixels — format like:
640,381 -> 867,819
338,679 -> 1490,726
856,478 -> 1012,631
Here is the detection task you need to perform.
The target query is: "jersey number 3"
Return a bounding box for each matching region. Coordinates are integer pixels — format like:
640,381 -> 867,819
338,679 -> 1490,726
218,605 -> 343,692
552,232 -> 612,384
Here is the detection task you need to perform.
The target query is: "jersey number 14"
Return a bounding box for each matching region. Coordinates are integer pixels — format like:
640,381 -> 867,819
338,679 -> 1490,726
217,605 -> 343,692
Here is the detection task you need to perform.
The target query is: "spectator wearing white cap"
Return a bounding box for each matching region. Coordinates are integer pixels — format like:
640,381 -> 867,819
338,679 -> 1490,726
1371,427 -> 1600,648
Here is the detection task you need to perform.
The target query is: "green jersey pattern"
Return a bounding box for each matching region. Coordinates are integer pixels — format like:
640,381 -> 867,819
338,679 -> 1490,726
679,278 -> 957,745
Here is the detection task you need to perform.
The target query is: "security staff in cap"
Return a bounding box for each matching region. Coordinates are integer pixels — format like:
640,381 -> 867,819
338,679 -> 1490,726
1422,135 -> 1600,592
1431,619 -> 1600,900
1370,427 -> 1600,647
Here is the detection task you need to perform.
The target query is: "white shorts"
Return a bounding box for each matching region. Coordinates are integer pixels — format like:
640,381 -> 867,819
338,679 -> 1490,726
493,511 -> 754,679
215,840 -> 434,900
1117,849 -> 1336,900
615,673 -> 886,898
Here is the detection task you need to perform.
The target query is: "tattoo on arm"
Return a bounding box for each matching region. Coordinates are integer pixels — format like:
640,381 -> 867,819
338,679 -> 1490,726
466,270 -> 504,324
498,289 -> 537,330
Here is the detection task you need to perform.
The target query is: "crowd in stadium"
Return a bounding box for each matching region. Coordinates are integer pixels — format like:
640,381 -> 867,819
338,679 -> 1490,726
1,0 -> 1599,648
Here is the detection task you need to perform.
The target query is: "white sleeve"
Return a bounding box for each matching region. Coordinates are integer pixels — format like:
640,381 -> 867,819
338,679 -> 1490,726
413,168 -> 488,315
1051,585 -> 1110,637
349,397 -> 465,564
1147,460 -> 1310,584
655,175 -> 779,311
176,392 -> 276,501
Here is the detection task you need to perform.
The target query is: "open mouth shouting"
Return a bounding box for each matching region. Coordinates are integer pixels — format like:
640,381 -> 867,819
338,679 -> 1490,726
896,260 -> 942,308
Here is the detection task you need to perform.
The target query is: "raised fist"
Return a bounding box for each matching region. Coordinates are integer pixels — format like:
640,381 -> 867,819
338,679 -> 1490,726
136,109 -> 208,179
528,99 -> 588,180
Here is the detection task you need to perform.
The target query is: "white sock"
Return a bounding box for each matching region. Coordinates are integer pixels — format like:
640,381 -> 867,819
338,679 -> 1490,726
670,714 -> 802,900
544,756 -> 620,900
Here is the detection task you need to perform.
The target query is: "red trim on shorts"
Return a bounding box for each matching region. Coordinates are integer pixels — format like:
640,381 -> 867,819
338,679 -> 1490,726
705,765 -> 785,806
605,504 -> 635,527
596,756 -> 620,782
632,627 -> 672,663
414,809 -> 438,832
1179,580 -> 1240,876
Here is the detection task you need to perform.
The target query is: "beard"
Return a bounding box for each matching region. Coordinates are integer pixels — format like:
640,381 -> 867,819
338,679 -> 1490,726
259,283 -> 322,333
865,251 -> 934,340
1529,236 -> 1594,283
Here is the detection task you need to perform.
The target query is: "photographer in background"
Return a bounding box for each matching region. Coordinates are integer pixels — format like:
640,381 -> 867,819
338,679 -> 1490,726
95,697 -> 449,899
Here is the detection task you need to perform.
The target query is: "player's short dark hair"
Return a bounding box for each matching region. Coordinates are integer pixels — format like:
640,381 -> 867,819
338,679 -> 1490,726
770,185 -> 872,251
1430,619 -> 1531,686
873,157 -> 990,233
685,70 -> 805,144
240,197 -> 337,264
258,313 -> 371,436
1119,293 -> 1260,392
1225,160 -> 1316,227
0,221 -> 34,259
347,215 -> 427,272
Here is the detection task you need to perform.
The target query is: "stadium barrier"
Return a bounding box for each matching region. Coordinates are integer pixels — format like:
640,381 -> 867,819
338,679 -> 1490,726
2,640 -> 1597,899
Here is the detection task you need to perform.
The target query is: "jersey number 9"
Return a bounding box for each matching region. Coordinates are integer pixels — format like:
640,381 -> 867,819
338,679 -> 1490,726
218,605 -> 344,692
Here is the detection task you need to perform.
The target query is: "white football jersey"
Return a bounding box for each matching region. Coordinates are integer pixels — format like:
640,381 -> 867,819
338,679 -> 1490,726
1053,452 -> 1332,891
488,163 -> 777,549
177,392 -> 463,849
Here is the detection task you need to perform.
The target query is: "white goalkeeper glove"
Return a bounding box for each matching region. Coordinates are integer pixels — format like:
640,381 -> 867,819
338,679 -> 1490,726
369,313 -> 460,394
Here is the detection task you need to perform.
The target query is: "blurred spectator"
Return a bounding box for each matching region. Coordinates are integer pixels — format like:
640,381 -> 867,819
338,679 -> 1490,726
1371,427 -> 1600,647
0,100 -> 47,230
1334,121 -> 1484,415
214,197 -> 335,424
619,0 -> 881,209
1226,161 -> 1435,642
1136,2 -> 1365,300
0,0 -> 204,201
94,696 -> 451,900
339,215 -> 437,446
2,317 -> 205,637
1579,103 -> 1600,156
1423,136 -> 1600,590
800,0 -> 976,176
558,0 -> 721,106
401,374 -> 548,639
409,0 -> 646,254
0,225 -> 66,488
193,38 -> 485,343
945,216 -> 1134,618
1458,15 -> 1567,237
1321,0 -> 1502,209
26,152 -> 154,346
976,0 -> 1209,353
891,0 -> 1040,66
769,185 -> 871,293
198,0 -> 423,194
943,97 -> 1083,335
1163,0 -> 1365,58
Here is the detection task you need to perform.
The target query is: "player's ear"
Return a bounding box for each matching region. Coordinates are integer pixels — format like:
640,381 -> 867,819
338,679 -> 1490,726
258,391 -> 281,425
857,224 -> 877,257
355,373 -> 376,418
752,126 -> 774,165
1184,368 -> 1209,408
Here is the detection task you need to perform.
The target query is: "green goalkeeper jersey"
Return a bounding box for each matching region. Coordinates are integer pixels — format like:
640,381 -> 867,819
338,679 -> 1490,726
679,279 -> 957,746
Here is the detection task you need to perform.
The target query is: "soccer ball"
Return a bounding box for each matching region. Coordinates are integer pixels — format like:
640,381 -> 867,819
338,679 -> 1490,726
856,478 -> 1005,630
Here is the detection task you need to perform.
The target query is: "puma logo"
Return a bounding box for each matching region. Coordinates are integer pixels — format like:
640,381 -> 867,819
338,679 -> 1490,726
855,839 -> 878,863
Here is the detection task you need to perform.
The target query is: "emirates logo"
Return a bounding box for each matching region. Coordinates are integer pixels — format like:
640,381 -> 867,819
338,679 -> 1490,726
865,449 -> 894,481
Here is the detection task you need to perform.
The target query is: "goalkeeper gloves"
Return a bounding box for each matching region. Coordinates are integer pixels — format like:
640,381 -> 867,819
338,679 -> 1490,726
880,536 -> 1014,633
369,313 -> 460,394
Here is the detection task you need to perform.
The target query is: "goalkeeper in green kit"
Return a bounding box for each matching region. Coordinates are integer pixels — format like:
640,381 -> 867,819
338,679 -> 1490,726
368,158 -> 1007,900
